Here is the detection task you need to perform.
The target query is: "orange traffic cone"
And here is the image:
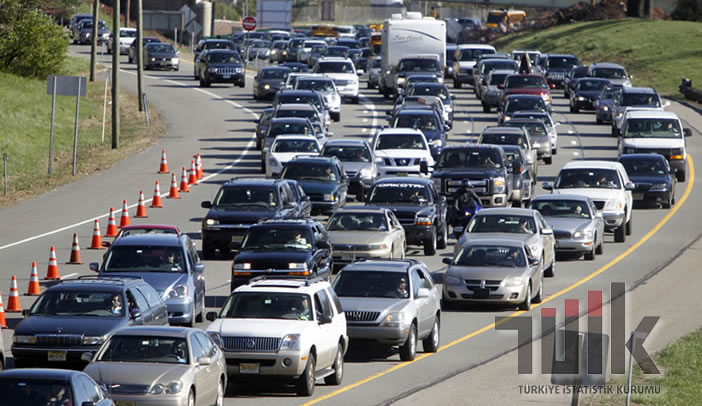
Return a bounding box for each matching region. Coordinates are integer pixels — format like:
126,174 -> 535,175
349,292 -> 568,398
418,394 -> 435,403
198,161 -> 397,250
89,219 -> 104,249
6,276 -> 22,312
105,208 -> 119,237
151,181 -> 164,208
196,153 -> 204,179
158,149 -> 169,173
188,160 -> 198,185
67,233 -> 82,264
179,167 -> 190,193
45,246 -> 61,280
168,173 -> 181,199
119,200 -> 130,228
135,191 -> 148,218
0,293 -> 7,328
25,262 -> 41,296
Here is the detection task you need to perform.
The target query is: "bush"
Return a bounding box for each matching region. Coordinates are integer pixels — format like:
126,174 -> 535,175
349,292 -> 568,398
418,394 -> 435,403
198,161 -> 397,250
0,0 -> 69,79
672,0 -> 702,21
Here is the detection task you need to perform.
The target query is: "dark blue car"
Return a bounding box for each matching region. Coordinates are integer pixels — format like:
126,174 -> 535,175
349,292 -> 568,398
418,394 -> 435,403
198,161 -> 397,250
281,156 -> 349,215
617,153 -> 676,208
0,369 -> 114,405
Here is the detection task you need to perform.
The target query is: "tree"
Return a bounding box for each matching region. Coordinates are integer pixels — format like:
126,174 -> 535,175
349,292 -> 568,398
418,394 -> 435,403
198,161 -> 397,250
672,0 -> 702,20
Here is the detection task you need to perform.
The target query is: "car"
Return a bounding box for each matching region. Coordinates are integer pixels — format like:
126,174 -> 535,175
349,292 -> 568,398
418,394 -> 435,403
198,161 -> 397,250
365,177 -> 448,255
480,69 -> 514,113
501,145 -> 535,207
273,90 -> 331,125
128,36 -> 160,64
389,108 -> 448,159
442,239 -> 544,310
306,43 -> 328,67
76,19 -> 110,45
327,208 -> 407,270
452,44 -> 496,88
564,65 -> 589,98
544,160 -> 634,242
511,111 -> 560,155
193,38 -> 235,79
206,276 -> 347,396
84,326 -> 226,406
336,37 -> 359,48
93,234 -> 206,327
511,49 -> 541,65
274,102 -> 329,133
269,39 -> 289,63
392,95 -> 446,127
70,13 -> 93,41
371,128 -> 435,178
531,194 -> 606,260
280,156 -> 349,214
611,87 -> 666,136
617,109 -> 691,182
500,74 -> 552,111
107,27 -> 136,54
403,82 -> 456,126
477,126 -> 537,176
279,61 -> 310,73
594,86 -> 621,124
617,154 -> 677,208
283,37 -> 307,62
445,43 -> 457,78
264,134 -> 321,177
143,42 -> 179,71
314,57 -> 360,103
256,107 -> 275,149
325,45 -> 351,58
355,47 -> 370,73
299,39 -> 327,63
0,369 -> 114,405
102,224 -> 182,248
321,139 -> 379,201
254,66 -> 292,100
400,74 -> 443,97
247,39 -> 272,60
569,78 -> 613,113
503,119 -> 553,165
536,54 -> 580,89
387,54 -> 443,98
12,277 -> 168,368
367,56 -> 383,89
333,259 -> 441,360
472,58 -> 519,98
197,49 -> 245,88
587,62 -> 632,88
264,116 -> 317,148
497,94 -> 549,125
294,75 -> 342,121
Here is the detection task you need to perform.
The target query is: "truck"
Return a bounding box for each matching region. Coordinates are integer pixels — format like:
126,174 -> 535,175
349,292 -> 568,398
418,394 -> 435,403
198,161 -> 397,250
379,12 -> 446,98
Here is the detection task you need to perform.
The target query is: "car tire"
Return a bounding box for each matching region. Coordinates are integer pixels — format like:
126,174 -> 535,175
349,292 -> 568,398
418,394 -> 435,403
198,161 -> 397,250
533,276 -> 543,303
625,217 -> 632,236
239,81 -> 245,88
324,344 -> 344,385
612,126 -> 620,137
399,323 -> 417,361
595,236 -> 604,255
614,224 -> 626,243
422,317 -> 440,353
202,242 -> 216,260
215,378 -> 225,406
544,156 -> 553,165
596,117 -> 603,125
482,103 -> 490,113
676,170 -> 686,182
519,283 -> 532,311
296,353 -> 316,396
663,194 -> 673,209
441,298 -> 456,311
424,229 -> 437,256
352,96 -> 360,104
584,245 -> 596,261
185,389 -> 195,406
437,224 -> 448,250
545,258 -> 555,277
454,80 -> 462,89
195,294 -> 205,323
552,148 -> 557,155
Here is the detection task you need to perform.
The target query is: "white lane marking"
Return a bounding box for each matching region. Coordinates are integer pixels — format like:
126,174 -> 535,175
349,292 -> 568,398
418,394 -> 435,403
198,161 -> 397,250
61,273 -> 79,280
363,118 -> 368,122
359,93 -> 378,136
571,140 -> 577,145
568,130 -> 574,134
573,151 -> 580,156
0,70 -> 258,252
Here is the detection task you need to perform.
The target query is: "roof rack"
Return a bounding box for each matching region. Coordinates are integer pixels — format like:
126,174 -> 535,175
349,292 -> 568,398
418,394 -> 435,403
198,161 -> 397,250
247,275 -> 327,286
61,276 -> 143,285
354,258 -> 422,266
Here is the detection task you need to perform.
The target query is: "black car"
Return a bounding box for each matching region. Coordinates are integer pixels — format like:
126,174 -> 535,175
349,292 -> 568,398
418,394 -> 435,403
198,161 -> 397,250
253,66 -> 292,100
197,49 -> 245,88
76,19 -> 110,45
617,154 -> 676,208
564,65 -> 589,97
263,117 -> 318,150
11,277 -> 168,368
143,43 -> 179,71
0,369 -> 114,405
279,61 -> 310,73
193,39 -> 235,79
365,177 -> 448,255
326,45 -> 350,59
283,37 -> 306,62
498,94 -> 548,125
127,36 -> 160,64
537,54 -> 580,89
570,78 -> 612,112
230,219 -> 333,290
281,156 -> 349,214
201,178 -> 310,257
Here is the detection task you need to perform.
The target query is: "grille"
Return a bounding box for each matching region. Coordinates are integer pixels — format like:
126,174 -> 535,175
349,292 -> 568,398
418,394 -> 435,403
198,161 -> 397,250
549,73 -> 565,81
218,219 -> 256,226
464,279 -> 502,291
35,334 -> 82,346
222,336 -> 281,352
333,244 -> 377,251
461,293 -> 503,299
345,311 -> 380,322
554,230 -> 572,240
307,193 -> 324,201
345,171 -> 357,177
384,158 -> 416,167
394,213 -> 416,225
629,148 -> 672,159
108,384 -> 149,395
445,178 -> 489,195
593,201 -> 605,210
333,79 -> 352,86
216,67 -> 240,75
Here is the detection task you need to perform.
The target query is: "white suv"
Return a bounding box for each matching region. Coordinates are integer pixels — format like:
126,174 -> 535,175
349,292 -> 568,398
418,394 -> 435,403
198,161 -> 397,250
206,277 -> 348,396
372,129 -> 435,178
315,57 -> 360,104
264,134 -> 321,178
545,161 -> 634,242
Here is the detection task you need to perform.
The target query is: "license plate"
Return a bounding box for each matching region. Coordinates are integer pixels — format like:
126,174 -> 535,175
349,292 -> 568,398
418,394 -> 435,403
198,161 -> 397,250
473,288 -> 490,299
232,235 -> 244,242
222,75 -> 231,79
397,172 -> 408,177
240,363 -> 260,374
160,61 -> 167,66
633,192 -> 644,200
115,402 -> 136,406
48,351 -> 66,362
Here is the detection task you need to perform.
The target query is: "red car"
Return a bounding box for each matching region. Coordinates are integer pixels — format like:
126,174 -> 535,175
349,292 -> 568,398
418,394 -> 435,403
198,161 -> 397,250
499,74 -> 552,111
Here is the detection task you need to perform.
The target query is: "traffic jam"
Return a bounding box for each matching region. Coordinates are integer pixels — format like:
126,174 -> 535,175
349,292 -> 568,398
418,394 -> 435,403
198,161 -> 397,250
0,11 -> 692,406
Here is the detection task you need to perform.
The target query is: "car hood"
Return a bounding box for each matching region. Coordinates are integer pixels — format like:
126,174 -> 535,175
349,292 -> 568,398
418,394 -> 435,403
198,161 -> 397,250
433,168 -> 504,178
207,207 -> 280,221
418,129 -> 442,141
607,78 -> 630,87
338,297 -> 408,314
271,152 -> 310,163
329,230 -> 392,245
85,362 -> 191,388
575,90 -> 603,99
209,62 -> 243,68
295,179 -> 338,194
458,232 -> 540,257
325,73 -> 357,81
340,161 -> 369,174
148,52 -> 177,58
15,315 -> 128,337
100,272 -> 188,296
209,318 -> 314,336
369,204 -> 432,218
258,78 -> 286,87
628,174 -> 670,184
119,37 -> 137,45
375,150 -> 431,159
447,265 -> 527,281
235,250 -> 311,269
456,61 -> 477,70
504,88 -> 549,96
553,188 -> 621,201
621,137 -> 684,149
542,217 -> 592,233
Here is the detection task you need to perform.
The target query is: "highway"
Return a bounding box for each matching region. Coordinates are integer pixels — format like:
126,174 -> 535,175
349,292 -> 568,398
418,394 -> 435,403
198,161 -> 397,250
0,45 -> 700,405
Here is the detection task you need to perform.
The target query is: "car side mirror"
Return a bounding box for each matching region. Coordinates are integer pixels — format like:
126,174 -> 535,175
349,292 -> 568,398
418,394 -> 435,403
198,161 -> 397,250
302,195 -> 311,201
662,100 -> 671,108
194,264 -> 205,273
327,131 -> 335,137
416,288 -> 430,299
101,241 -> 111,248
206,311 -> 218,322
442,257 -> 452,265
529,257 -> 540,267
22,308 -> 31,317
497,84 -> 504,89
541,228 -> 553,235
595,211 -> 603,218
554,122 -> 561,127
198,356 -> 212,366
201,201 -> 212,209
542,182 -> 553,191
285,201 -> 297,208
129,307 -> 141,320
684,128 -> 692,137
89,262 -> 100,272
318,313 -> 332,324
316,240 -> 331,250
444,124 -> 450,132
625,181 -> 635,190
437,195 -> 446,203
419,161 -> 429,175
451,94 -> 456,99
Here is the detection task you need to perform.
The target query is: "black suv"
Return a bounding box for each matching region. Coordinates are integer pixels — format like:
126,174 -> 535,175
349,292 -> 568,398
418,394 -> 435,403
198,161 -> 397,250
536,54 -> 580,89
231,219 -> 333,290
201,178 -> 310,258
365,177 -> 448,255
197,49 -> 245,88
11,277 -> 168,368
281,156 -> 349,215
193,38 -> 234,79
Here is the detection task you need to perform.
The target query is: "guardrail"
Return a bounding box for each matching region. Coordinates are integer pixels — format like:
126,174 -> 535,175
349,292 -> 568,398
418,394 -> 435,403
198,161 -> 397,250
680,79 -> 702,104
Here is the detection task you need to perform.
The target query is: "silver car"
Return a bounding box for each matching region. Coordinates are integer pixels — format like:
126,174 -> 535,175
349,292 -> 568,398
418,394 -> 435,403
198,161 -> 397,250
85,326 -> 227,406
530,194 -> 605,260
503,119 -> 553,165
333,259 -> 441,361
294,75 -> 342,122
327,208 -> 406,271
367,56 -> 382,89
457,208 -> 556,277
442,239 -> 544,310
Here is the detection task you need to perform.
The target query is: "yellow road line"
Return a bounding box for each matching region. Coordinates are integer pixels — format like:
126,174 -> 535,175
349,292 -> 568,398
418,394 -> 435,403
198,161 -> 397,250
302,156 -> 696,406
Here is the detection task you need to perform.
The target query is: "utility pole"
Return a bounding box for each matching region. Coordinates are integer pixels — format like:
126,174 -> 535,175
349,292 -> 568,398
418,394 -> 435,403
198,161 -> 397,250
89,0 -> 98,81
126,0 -> 131,27
112,0 -> 120,149
211,2 -> 216,36
137,0 -> 144,111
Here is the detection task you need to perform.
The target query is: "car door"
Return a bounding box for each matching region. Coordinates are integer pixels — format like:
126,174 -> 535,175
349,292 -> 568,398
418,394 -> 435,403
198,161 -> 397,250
409,268 -> 431,338
128,287 -> 153,324
589,199 -> 605,246
535,212 -> 555,269
191,332 -> 217,404
77,375 -> 103,406
138,285 -> 169,325
279,184 -> 296,217
420,267 -> 440,321
314,290 -> 337,367
186,240 -> 206,315
297,184 -> 312,217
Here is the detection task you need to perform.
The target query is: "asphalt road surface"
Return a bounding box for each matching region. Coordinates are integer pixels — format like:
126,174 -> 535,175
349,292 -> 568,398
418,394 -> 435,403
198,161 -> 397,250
0,45 -> 700,405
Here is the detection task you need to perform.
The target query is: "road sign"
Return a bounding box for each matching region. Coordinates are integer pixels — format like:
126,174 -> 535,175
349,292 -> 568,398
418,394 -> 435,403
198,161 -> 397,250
47,75 -> 87,97
242,16 -> 256,31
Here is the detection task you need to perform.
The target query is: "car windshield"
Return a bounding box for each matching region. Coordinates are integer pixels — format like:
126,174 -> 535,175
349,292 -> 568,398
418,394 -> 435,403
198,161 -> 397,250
489,73 -> 509,85
592,68 -> 627,79
317,62 -> 354,73
555,168 -> 621,189
621,93 -> 660,107
250,40 -> 271,48
221,292 -> 313,320
261,69 -> 289,79
118,227 -> 178,237
278,95 -> 322,110
619,158 -> 668,176
241,227 -> 314,251
368,183 -> 431,205
376,133 -> 426,150
453,245 -> 526,267
273,139 -> 319,153
481,132 -> 526,147
296,79 -> 334,92
577,80 -> 609,91
467,215 -> 536,234
438,149 -> 503,168
458,49 -> 495,62
624,118 -> 681,138
276,109 -> 316,119
147,44 -> 175,53
334,270 -> 410,299
103,245 -> 186,273
532,200 -> 592,219
203,41 -> 232,50
328,212 -> 388,231
273,41 -> 287,49
548,57 -> 579,69
483,61 -> 517,73
282,163 -> 338,181
394,115 -> 438,131
269,122 -> 311,137
311,45 -> 327,53
505,97 -> 546,112
508,122 -> 547,137
215,186 -> 277,208
326,48 -> 349,57
408,86 -> 448,100
322,145 -> 371,162
210,52 -> 241,63
98,336 -> 189,364
513,112 -> 553,126
599,88 -> 617,100
121,29 -> 137,38
0,379 -> 73,405
30,291 -> 124,317
398,58 -> 440,72
505,75 -> 547,89
572,67 -> 589,78
407,77 -> 439,86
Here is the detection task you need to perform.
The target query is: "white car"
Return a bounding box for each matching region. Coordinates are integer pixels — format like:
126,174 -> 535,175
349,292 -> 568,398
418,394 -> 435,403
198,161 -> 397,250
107,27 -> 137,55
314,57 -> 360,104
206,277 -> 348,396
372,128 -> 435,178
294,75 -> 342,122
264,135 -> 321,178
298,40 -> 326,63
611,87 -> 668,135
545,160 -> 634,242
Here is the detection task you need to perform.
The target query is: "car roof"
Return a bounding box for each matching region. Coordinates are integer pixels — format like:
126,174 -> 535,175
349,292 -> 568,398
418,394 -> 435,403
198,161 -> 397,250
332,207 -> 388,214
323,139 -> 368,147
458,238 -> 525,248
375,128 -> 425,136
0,368 -> 80,380
590,62 -> 626,69
273,134 -> 318,141
507,118 -> 546,126
373,177 -> 432,186
490,69 -> 517,75
482,126 -> 525,135
620,87 -> 657,94
342,260 -> 416,272
271,117 -> 311,124
625,109 -> 677,119
277,103 -> 315,110
617,153 -> 668,161
236,277 -> 329,294
476,207 -> 536,216
110,233 -> 183,247
441,144 -> 503,151
532,194 -> 592,202
457,44 -> 496,50
120,224 -> 180,231
261,66 -> 292,71
395,109 -> 437,116
113,326 -> 191,338
562,160 -> 625,170
50,277 -> 141,291
287,156 -> 337,164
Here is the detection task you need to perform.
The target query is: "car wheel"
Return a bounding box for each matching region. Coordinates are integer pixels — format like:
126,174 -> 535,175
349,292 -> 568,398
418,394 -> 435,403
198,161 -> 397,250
424,229 -> 437,256
296,353 -> 316,396
437,224 -> 448,250
615,224 -> 626,243
596,117 -> 603,125
569,105 -> 576,113
202,242 -> 215,259
676,170 -> 686,182
584,245 -> 596,261
239,81 -> 245,88
352,96 -> 360,104
545,258 -> 555,277
187,389 -> 195,406
215,378 -> 225,406
482,103 -> 490,113
454,80 -> 462,89
368,81 -> 375,89
195,294 -> 205,323
199,78 -> 205,87
595,235 -> 604,255
625,217 -> 632,236
128,55 -> 133,63
519,284 -> 532,311
663,194 -> 673,209
533,276 -> 543,303
552,148 -> 557,155
399,323 -> 417,361
422,317 -> 440,353
324,343 -> 344,385
544,156 -> 553,165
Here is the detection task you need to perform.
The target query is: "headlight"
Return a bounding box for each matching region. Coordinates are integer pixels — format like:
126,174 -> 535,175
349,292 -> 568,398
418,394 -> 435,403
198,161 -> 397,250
268,155 -> 280,165
504,277 -> 525,287
167,284 -> 188,299
271,50 -> 278,54
573,230 -> 593,239
430,139 -> 443,147
205,218 -> 219,228
13,335 -> 36,344
493,177 -> 506,193
323,193 -> 335,201
166,381 -> 183,394
416,216 -> 432,226
369,243 -> 390,250
604,199 -> 623,210
234,262 -> 252,270
381,312 -> 406,327
503,116 -> 511,122
82,336 -> 106,345
671,148 -> 685,160
532,142 -> 541,148
623,147 -> 636,154
359,167 -> 374,179
208,332 -> 223,348
446,274 -> 461,285
288,263 -> 307,270
235,67 -> 242,73
437,77 -> 444,83
650,183 -> 669,191
281,334 -> 300,350
208,67 -> 218,73
432,177 -> 442,189
397,77 -> 406,85
150,57 -> 155,62
603,106 -> 609,111
150,384 -> 164,394
541,93 -> 551,101
264,84 -> 270,90
171,57 -> 179,64
577,96 -> 586,101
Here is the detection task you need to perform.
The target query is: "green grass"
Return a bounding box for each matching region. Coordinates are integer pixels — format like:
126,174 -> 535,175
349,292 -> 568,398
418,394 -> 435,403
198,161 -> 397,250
493,19 -> 702,97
